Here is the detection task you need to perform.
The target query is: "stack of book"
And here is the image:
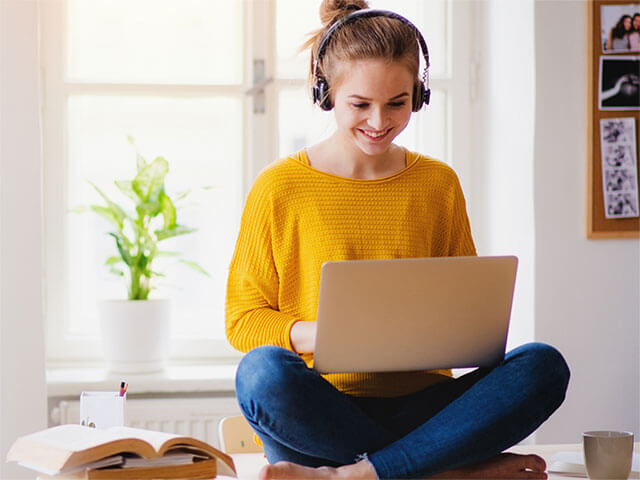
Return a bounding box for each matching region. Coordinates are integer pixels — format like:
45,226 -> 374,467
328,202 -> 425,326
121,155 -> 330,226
7,424 -> 236,479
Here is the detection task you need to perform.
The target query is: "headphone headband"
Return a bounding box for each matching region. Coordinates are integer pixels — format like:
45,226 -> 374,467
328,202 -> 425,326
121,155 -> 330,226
312,9 -> 431,111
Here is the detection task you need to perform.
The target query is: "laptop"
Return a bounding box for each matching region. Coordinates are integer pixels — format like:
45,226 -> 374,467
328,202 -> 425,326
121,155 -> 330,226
313,255 -> 518,374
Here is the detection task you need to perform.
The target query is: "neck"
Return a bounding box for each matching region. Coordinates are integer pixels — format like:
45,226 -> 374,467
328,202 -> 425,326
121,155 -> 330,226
310,133 -> 405,180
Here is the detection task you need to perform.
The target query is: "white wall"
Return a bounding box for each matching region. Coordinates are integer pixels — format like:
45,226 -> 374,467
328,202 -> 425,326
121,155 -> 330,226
533,0 -> 640,443
471,0 -> 639,443
470,0 -> 536,353
0,1 -> 48,478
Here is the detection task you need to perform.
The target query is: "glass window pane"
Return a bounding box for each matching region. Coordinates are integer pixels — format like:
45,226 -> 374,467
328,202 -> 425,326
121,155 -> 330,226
278,85 -> 335,156
275,0 -> 323,79
66,95 -> 243,339
67,0 -> 243,84
396,89 -> 447,163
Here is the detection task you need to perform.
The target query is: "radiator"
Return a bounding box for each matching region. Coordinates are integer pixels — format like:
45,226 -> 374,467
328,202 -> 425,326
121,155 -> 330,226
51,396 -> 242,448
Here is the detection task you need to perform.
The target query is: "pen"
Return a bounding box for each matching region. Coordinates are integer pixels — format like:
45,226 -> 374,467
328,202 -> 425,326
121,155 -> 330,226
119,381 -> 127,397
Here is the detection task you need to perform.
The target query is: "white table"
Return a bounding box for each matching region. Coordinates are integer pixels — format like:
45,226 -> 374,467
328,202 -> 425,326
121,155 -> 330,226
223,443 -> 640,480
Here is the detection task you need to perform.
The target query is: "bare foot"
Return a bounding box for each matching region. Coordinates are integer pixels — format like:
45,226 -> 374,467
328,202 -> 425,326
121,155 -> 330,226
430,453 -> 547,479
259,453 -> 546,480
259,459 -> 376,480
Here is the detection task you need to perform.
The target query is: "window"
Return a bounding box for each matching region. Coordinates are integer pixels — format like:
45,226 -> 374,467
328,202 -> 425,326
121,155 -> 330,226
42,0 -> 470,365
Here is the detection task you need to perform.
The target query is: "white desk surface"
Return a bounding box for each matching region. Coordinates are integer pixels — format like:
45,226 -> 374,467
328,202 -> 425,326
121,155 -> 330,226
223,443 -> 640,480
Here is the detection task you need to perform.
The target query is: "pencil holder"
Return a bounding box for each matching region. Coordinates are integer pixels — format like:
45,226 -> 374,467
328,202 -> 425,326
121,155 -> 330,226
79,391 -> 126,429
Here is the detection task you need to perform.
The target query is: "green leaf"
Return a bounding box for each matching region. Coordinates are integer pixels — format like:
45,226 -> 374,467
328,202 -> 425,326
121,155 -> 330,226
89,205 -> 122,230
155,225 -> 196,241
89,182 -> 127,229
136,200 -> 162,219
109,267 -> 125,276
114,180 -> 139,203
161,195 -> 176,230
173,190 -> 191,203
179,259 -> 210,277
127,136 -> 147,173
109,232 -> 132,266
136,152 -> 147,173
105,256 -> 123,266
132,156 -> 169,202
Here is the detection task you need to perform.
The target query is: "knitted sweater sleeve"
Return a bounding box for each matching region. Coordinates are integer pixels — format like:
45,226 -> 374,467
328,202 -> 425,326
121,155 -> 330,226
447,171 -> 477,257
225,174 -> 297,353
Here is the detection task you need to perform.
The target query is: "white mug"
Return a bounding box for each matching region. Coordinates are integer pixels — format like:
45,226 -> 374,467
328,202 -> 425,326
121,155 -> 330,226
583,430 -> 634,480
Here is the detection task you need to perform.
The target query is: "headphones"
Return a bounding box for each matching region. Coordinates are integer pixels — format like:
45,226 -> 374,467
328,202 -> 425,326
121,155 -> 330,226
312,9 -> 431,112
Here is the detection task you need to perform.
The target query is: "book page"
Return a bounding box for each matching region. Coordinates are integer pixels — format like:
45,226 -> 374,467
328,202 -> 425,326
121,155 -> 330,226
105,426 -> 181,452
7,425 -> 139,474
8,424 -> 236,477
15,425 -> 131,453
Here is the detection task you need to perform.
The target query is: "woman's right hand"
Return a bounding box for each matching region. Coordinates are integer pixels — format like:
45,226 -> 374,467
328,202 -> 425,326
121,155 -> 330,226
290,321 -> 317,354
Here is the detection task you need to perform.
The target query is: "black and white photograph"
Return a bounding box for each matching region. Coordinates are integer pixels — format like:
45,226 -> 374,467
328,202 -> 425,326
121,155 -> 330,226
601,4 -> 640,52
606,192 -> 639,217
600,117 -> 639,218
605,168 -> 637,191
599,56 -> 640,110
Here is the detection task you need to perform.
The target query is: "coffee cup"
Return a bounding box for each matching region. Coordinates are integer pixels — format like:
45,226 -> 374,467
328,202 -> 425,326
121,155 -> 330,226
583,430 -> 634,480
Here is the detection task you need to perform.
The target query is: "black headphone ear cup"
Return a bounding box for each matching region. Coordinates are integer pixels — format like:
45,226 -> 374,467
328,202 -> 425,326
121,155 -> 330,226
318,77 -> 333,111
314,77 -> 333,111
412,82 -> 428,111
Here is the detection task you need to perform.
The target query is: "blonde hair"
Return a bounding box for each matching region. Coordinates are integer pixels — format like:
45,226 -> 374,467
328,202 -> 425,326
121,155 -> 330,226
302,0 -> 421,102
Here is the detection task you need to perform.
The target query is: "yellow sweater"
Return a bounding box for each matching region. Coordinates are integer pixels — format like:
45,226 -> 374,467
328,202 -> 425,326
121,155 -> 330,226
225,149 -> 477,397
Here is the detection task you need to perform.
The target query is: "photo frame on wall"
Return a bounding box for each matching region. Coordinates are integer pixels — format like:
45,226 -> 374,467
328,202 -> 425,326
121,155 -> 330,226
600,3 -> 640,53
599,56 -> 640,109
587,0 -> 640,238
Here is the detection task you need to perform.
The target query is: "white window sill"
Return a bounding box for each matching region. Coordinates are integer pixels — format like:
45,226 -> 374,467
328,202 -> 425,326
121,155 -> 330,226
47,363 -> 238,398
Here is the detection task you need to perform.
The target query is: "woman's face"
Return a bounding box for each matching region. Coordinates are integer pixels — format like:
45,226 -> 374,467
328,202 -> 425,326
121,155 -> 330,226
633,15 -> 640,30
331,59 -> 414,158
624,17 -> 632,30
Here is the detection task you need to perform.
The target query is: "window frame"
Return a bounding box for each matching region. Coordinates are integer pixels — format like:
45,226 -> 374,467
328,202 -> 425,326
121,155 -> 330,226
42,0 -> 471,366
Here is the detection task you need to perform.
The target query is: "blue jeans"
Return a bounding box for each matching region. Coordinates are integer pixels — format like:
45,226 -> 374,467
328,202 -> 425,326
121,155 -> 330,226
235,342 -> 570,479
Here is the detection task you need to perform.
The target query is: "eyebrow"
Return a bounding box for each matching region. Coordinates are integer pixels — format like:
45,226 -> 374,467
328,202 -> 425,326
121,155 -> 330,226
348,92 -> 410,101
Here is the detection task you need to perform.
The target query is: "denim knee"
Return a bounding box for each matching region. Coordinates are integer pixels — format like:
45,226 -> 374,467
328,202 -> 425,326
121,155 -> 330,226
513,342 -> 570,402
235,346 -> 303,417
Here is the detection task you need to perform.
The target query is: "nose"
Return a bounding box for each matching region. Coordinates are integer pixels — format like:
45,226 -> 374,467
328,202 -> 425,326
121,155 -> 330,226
367,105 -> 385,130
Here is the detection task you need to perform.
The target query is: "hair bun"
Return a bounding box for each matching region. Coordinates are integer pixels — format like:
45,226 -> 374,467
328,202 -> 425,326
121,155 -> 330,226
319,0 -> 369,27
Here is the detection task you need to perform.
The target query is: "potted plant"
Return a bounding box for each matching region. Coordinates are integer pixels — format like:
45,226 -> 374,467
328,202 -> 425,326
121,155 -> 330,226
76,137 -> 208,373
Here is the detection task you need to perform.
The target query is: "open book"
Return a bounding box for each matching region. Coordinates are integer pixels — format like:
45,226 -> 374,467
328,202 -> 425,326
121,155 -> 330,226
7,424 -> 236,479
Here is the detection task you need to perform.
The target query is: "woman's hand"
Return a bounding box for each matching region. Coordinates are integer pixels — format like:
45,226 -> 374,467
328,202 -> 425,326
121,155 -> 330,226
290,321 -> 317,354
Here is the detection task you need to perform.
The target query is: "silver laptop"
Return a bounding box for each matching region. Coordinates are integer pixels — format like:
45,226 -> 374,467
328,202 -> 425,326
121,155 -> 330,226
313,255 -> 518,374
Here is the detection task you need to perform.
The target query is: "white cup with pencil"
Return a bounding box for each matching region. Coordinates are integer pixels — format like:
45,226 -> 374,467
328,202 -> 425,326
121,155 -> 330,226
80,381 -> 128,429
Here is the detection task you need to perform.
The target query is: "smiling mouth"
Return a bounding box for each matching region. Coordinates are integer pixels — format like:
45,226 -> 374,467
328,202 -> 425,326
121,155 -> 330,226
359,128 -> 392,140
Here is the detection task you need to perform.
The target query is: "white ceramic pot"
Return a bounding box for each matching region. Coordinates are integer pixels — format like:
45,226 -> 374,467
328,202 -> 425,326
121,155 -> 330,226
98,299 -> 171,374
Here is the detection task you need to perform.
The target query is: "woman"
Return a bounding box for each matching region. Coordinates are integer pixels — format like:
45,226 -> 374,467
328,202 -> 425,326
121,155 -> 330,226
628,13 -> 640,51
606,14 -> 632,51
225,1 -> 570,479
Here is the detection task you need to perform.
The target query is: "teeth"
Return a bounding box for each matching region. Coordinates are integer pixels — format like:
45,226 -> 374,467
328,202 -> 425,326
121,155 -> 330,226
363,130 -> 387,138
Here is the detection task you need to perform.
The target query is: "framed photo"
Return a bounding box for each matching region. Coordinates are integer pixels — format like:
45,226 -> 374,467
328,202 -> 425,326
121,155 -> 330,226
587,1 -> 640,238
599,56 -> 640,110
601,3 -> 640,53
600,118 -> 639,218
